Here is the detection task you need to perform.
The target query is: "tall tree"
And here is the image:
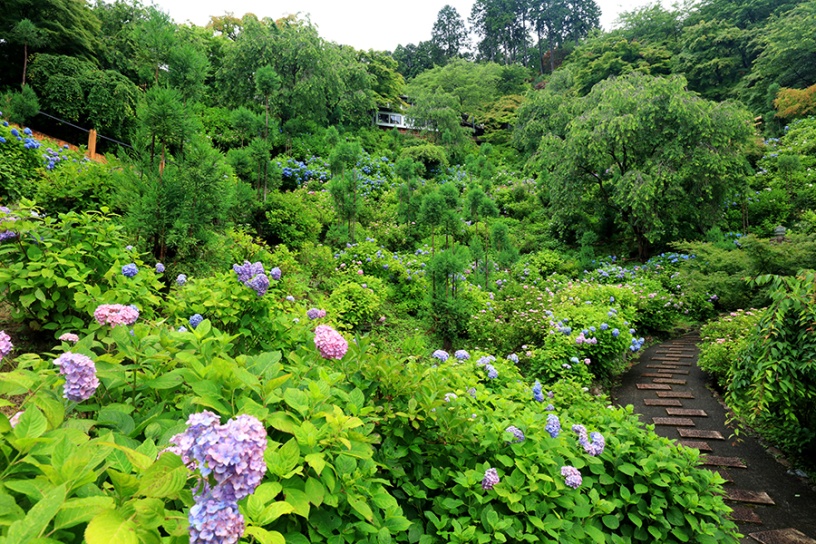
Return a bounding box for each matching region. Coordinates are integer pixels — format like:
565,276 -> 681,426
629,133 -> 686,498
470,0 -> 530,65
431,5 -> 469,60
530,0 -> 570,73
541,73 -> 753,259
10,19 -> 45,86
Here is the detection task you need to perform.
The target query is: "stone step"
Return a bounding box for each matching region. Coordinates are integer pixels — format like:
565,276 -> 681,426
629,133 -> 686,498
637,383 -> 672,390
726,489 -> 775,505
666,408 -> 707,417
654,378 -> 687,385
702,455 -> 747,468
652,417 -> 695,426
644,398 -> 683,407
658,369 -> 689,374
678,428 -> 725,440
729,506 -> 763,524
678,440 -> 712,451
657,391 -> 695,398
642,372 -> 665,377
749,528 -> 816,544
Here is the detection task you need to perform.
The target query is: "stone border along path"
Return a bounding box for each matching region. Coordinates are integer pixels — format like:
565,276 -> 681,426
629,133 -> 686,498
613,332 -> 816,544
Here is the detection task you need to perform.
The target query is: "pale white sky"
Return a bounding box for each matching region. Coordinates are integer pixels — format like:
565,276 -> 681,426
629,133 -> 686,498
156,0 -> 658,51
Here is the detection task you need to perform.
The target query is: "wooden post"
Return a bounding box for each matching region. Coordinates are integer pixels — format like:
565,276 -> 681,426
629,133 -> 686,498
88,129 -> 97,160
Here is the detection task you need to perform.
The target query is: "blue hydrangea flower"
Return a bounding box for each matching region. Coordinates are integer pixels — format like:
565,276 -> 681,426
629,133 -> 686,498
454,350 -> 470,360
122,263 -> 138,277
600,323 -> 609,330
485,364 -> 498,379
269,267 -> 282,281
505,425 -> 525,443
532,380 -> 544,402
561,466 -> 582,489
188,494 -> 244,544
189,314 -> 204,329
54,352 -> 99,402
432,350 -> 449,362
177,274 -> 187,286
155,263 -> 165,273
545,414 -> 561,438
612,328 -> 620,337
507,353 -> 519,363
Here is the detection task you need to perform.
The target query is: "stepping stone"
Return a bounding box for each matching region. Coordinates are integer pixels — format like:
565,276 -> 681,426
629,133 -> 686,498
702,455 -> 747,468
642,373 -> 665,377
678,440 -> 712,451
644,398 -> 683,406
637,383 -> 672,390
666,408 -> 707,417
657,391 -> 694,398
726,489 -> 775,505
652,417 -> 695,426
678,428 -> 725,439
749,529 -> 816,544
647,364 -> 678,368
658,369 -> 689,374
654,378 -> 687,385
729,506 -> 762,524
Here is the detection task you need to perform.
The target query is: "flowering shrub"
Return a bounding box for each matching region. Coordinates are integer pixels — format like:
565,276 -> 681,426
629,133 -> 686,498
698,308 -> 763,388
327,277 -> 384,330
0,122 -> 41,200
0,204 -> 163,331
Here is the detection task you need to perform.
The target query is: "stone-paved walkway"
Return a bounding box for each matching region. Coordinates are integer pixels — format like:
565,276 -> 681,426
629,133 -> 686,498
613,332 -> 816,544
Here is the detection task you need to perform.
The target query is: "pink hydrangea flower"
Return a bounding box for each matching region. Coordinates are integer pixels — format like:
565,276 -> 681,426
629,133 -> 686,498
59,333 -> 80,343
9,411 -> 24,428
313,325 -> 348,360
94,304 -> 139,327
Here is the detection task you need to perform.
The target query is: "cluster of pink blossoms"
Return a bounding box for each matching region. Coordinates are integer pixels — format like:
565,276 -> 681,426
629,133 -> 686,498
94,304 -> 139,327
313,325 -> 348,360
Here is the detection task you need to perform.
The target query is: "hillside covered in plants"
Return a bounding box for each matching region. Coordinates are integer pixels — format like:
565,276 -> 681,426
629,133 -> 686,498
2,0 -> 816,543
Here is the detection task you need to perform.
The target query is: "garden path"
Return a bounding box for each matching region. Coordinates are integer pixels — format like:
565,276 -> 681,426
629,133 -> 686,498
613,333 -> 816,544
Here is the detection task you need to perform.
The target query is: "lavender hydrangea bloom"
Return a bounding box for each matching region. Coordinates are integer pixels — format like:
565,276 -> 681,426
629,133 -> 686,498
285,295 -> 295,302
507,353 -> 519,363
189,494 -> 244,544
246,273 -> 270,296
0,330 -> 13,361
444,393 -> 457,402
561,466 -> 582,489
189,314 -> 204,329
545,415 -> 561,438
269,267 -> 282,281
454,350 -> 470,360
485,364 -> 498,379
546,404 -> 555,411
432,350 -> 449,362
482,468 -> 500,490
0,206 -> 17,242
612,328 -> 620,337
505,425 -> 525,443
232,261 -> 264,283
59,333 -> 79,343
600,323 -> 609,331
168,411 -> 267,503
9,411 -> 24,428
122,263 -> 138,277
178,326 -> 188,333
177,274 -> 188,286
585,432 -> 606,456
156,263 -> 165,273
532,380 -> 544,402
306,308 -> 326,320
54,352 -> 99,401
467,387 -> 477,398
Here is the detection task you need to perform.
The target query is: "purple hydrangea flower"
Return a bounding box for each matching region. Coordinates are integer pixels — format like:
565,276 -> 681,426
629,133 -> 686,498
454,350 -> 470,360
546,404 -> 555,411
306,308 -> 326,320
600,323 -> 609,330
246,273 -> 270,296
505,425 -> 525,443
189,494 -> 244,544
482,468 -> 500,490
444,393 -> 457,402
156,263 -> 165,273
168,411 -> 267,503
561,466 -> 582,489
0,330 -> 13,361
507,353 -> 519,363
546,414 -> 561,438
467,387 -> 477,398
178,326 -> 188,332
122,263 -> 138,277
285,295 -> 295,302
612,328 -> 620,337
532,380 -> 544,402
586,432 -> 605,456
485,364 -> 498,379
0,206 -> 17,242
432,350 -> 449,362
177,274 -> 188,286
269,267 -> 282,281
54,352 -> 99,401
189,314 -> 204,329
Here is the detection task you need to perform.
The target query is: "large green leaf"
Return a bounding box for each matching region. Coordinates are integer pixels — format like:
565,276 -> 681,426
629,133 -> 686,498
138,454 -> 189,498
6,484 -> 66,544
85,510 -> 138,544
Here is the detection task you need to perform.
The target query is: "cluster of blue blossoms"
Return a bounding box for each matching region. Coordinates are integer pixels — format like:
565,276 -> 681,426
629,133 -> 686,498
233,261 -> 279,297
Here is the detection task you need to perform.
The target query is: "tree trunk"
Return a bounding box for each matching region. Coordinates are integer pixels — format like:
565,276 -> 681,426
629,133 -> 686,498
22,43 -> 28,86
